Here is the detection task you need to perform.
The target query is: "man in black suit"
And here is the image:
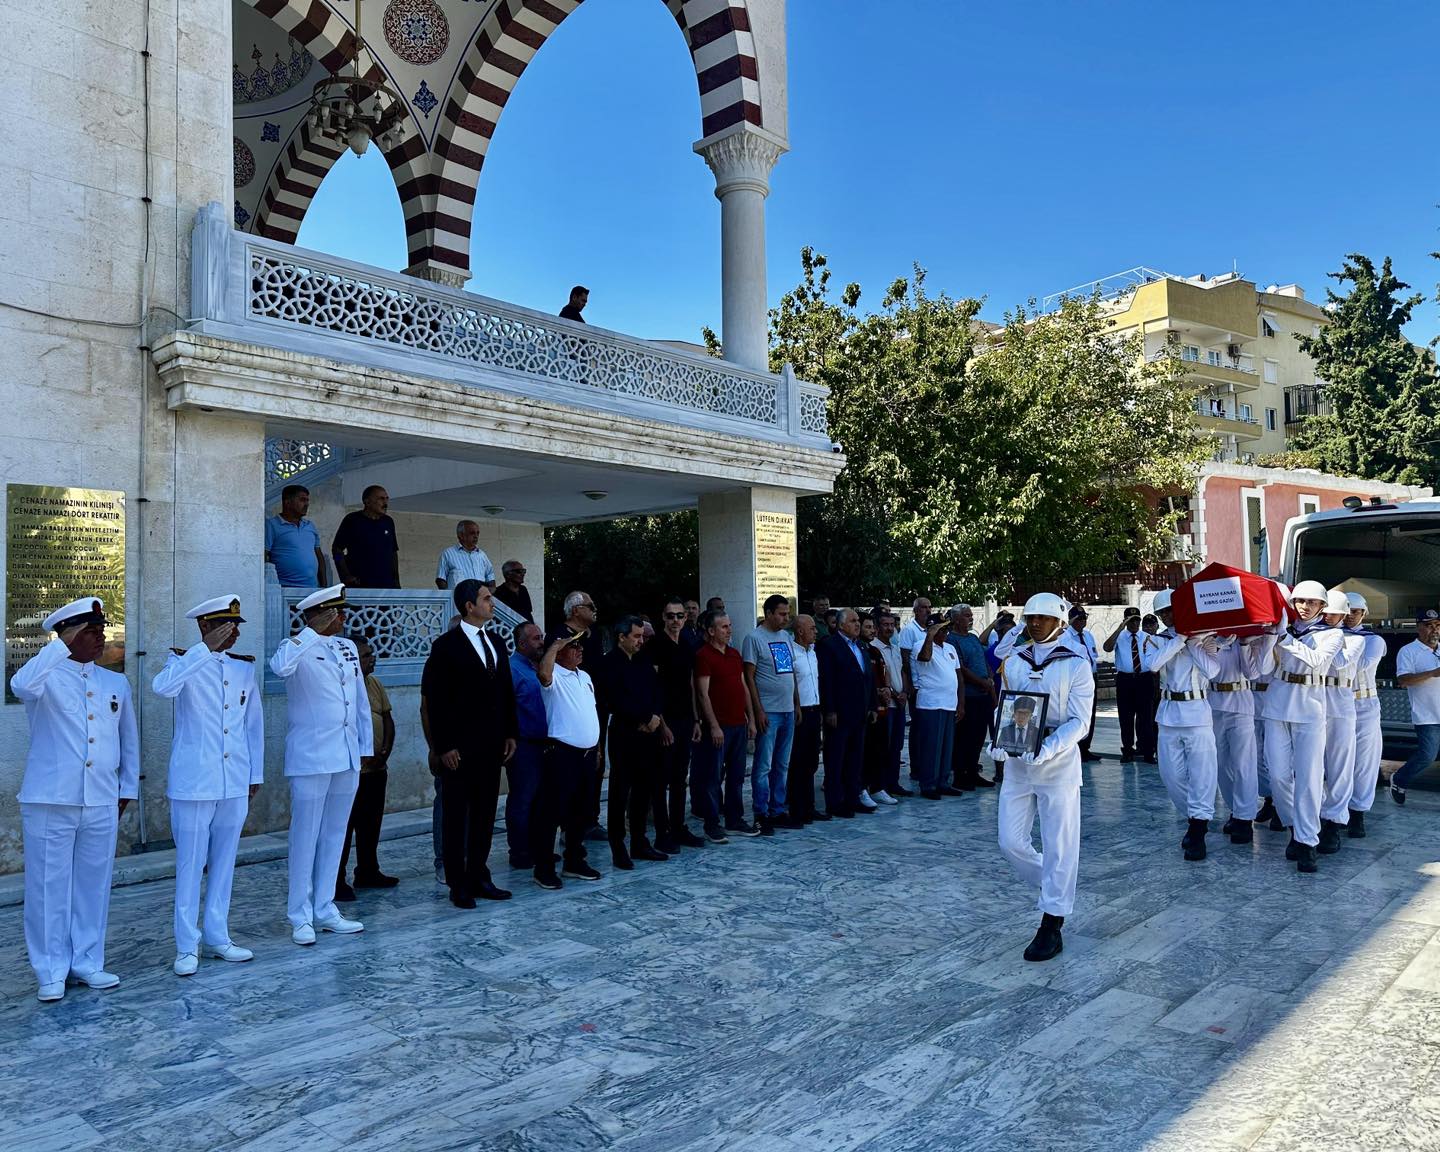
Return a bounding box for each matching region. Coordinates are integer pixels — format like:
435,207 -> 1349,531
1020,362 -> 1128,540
421,579 -> 518,908
817,608 -> 877,817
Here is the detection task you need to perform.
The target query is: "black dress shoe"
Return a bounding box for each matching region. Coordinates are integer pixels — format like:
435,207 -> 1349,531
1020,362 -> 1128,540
891,786 -> 915,798
954,779 -> 976,793
675,828 -> 707,848
1183,818 -> 1208,861
1143,755 -> 1158,765
830,808 -> 855,819
450,890 -> 477,909
354,872 -> 400,889
611,850 -> 635,870
476,881 -> 512,901
811,811 -> 833,821
1269,813 -> 1286,832
920,790 -> 943,800
1229,819 -> 1253,844
1080,752 -> 1103,763
1316,820 -> 1342,855
633,844 -> 670,862
582,824 -> 608,842
334,880 -> 357,903
939,785 -> 964,797
508,855 -> 535,871
654,839 -> 681,855
1347,810 -> 1367,838
1023,913 -> 1064,962
1255,797 -> 1278,824
1296,843 -> 1319,874
972,775 -> 996,788
534,872 -> 562,891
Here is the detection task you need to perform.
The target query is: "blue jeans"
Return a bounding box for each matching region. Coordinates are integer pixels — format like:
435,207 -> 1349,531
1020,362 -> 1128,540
1394,723 -> 1440,789
911,708 -> 956,793
710,724 -> 749,826
752,709 -> 795,818
505,741 -> 542,863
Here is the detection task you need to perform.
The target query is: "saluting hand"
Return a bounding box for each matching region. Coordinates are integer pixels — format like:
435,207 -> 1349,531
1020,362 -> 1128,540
309,608 -> 340,636
203,622 -> 237,652
59,622 -> 88,648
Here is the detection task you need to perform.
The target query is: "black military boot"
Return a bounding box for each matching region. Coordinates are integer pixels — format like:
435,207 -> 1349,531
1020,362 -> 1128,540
1347,810 -> 1366,838
1023,913 -> 1064,962
1222,817 -> 1236,836
1269,811 -> 1286,832
1183,818 -> 1208,861
1296,843 -> 1318,874
1317,820 -> 1342,855
1229,816 -> 1253,844
1255,796 -> 1277,825
1285,835 -> 1300,861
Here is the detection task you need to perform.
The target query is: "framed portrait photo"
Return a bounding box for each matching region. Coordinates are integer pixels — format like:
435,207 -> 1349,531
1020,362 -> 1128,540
990,690 -> 1049,757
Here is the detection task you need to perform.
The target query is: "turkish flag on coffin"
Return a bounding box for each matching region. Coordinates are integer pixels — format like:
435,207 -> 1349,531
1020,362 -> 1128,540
1171,562 -> 1289,637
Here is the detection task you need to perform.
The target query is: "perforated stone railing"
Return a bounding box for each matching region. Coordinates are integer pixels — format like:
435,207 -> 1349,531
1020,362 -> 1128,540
262,584 -> 527,691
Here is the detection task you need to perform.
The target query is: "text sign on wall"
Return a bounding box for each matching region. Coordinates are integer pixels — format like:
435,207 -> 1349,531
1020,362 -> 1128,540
1192,576 -> 1244,614
6,484 -> 126,701
753,511 -> 797,621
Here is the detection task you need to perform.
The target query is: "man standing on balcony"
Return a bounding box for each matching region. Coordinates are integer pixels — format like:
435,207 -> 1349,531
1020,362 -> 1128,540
332,485 -> 399,589
435,520 -> 495,592
494,560 -> 534,623
265,484 -> 325,588
269,585 -> 369,944
560,285 -> 589,323
422,580 -> 518,907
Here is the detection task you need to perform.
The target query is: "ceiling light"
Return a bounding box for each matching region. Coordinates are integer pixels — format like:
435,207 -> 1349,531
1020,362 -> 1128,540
581,490 -> 608,501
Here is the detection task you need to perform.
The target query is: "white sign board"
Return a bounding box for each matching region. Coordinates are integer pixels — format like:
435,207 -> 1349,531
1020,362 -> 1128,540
1192,576 -> 1244,614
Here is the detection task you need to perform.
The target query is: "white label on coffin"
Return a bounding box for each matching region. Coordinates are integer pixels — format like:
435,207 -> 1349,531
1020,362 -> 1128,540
1193,576 -> 1244,614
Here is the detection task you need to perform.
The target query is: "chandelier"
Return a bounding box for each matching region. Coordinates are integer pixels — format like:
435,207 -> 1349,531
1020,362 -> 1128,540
307,0 -> 407,157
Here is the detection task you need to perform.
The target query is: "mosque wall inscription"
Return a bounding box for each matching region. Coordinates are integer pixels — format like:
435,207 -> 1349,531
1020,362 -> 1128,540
753,510 -> 797,619
5,484 -> 126,701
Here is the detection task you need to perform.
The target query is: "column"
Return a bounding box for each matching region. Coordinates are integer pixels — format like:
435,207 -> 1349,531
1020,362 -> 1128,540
696,125 -> 788,374
698,486 -> 798,629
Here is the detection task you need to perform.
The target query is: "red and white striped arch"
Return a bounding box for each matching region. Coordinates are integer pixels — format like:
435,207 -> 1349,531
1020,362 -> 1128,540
239,0 -> 769,283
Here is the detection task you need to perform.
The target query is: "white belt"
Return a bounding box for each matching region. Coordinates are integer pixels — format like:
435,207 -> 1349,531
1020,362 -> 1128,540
1324,676 -> 1354,688
1209,681 -> 1249,693
1163,689 -> 1207,701
1282,672 -> 1324,686
1355,688 -> 1377,699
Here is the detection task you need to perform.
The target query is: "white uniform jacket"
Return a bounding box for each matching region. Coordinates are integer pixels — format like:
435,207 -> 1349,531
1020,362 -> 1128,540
1144,630 -> 1220,727
1257,622 -> 1344,726
11,637 -> 139,805
269,628 -> 373,775
998,638 -> 1095,788
1348,628 -> 1387,699
1206,637 -> 1268,718
152,644 -> 264,800
1322,631 -> 1365,719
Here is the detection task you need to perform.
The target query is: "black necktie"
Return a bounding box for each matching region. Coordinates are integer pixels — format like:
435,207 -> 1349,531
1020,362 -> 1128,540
1130,632 -> 1140,673
477,631 -> 491,669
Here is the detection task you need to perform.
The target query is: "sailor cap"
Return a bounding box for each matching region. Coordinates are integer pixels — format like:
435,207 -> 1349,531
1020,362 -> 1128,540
296,584 -> 347,613
42,597 -> 106,632
187,596 -> 245,623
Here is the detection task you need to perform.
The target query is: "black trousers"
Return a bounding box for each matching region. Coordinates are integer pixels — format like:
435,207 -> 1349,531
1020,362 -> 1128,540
441,761 -> 502,894
789,706 -> 822,820
863,709 -> 890,794
607,728 -> 663,850
822,718 -> 866,814
588,715 -> 610,827
1077,691 -> 1099,754
1116,671 -> 1158,758
340,768 -> 388,881
530,741 -> 592,874
953,699 -> 991,783
659,713 -> 694,837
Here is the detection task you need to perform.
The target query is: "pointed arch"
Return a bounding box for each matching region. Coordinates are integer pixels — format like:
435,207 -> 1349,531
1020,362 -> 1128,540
242,0 -> 355,73
253,120 -> 347,241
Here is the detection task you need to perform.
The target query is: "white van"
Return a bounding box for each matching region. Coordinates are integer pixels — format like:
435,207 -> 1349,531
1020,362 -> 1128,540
1280,496 -> 1440,764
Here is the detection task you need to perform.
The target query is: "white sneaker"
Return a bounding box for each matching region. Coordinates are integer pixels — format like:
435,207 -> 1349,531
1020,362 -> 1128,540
67,969 -> 120,990
292,923 -> 317,946
872,790 -> 898,806
37,982 -> 65,1003
202,941 -> 254,963
315,914 -> 364,935
174,953 -> 199,977
858,790 -> 879,811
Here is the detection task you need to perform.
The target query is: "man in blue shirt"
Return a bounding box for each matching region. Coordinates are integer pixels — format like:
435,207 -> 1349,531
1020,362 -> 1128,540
265,484 -> 325,588
506,621 -> 547,869
947,604 -> 997,789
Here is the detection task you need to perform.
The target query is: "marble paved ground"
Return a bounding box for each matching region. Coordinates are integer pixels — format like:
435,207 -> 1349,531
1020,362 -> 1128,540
4,715 -> 1440,1151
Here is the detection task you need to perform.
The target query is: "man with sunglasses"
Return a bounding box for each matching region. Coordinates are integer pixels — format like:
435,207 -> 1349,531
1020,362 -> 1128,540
646,599 -> 706,849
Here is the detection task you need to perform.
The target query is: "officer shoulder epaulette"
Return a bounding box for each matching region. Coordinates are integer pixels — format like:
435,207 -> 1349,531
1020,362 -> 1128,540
226,652 -> 256,662
170,647 -> 186,656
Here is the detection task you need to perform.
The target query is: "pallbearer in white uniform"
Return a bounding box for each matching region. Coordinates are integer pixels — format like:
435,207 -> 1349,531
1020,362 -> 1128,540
1343,592 -> 1387,838
1317,589 -> 1361,855
11,597 -> 138,1002
989,593 -> 1095,963
1255,580 -> 1342,874
1253,581 -> 1290,833
1144,588 -> 1221,860
1206,630 -> 1267,845
269,584 -> 371,944
152,596 -> 264,976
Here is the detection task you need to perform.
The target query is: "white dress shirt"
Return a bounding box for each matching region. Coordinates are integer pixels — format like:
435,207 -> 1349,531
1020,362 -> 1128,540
1349,629 -> 1387,696
1112,626 -> 1148,675
460,620 -> 497,668
792,641 -> 820,707
1206,637 -> 1268,717
1257,622 -> 1344,725
152,643 -> 265,800
269,628 -> 373,775
12,638 -> 139,805
1397,639 -> 1440,725
437,545 -> 495,587
542,665 -> 600,749
1145,630 -> 1221,727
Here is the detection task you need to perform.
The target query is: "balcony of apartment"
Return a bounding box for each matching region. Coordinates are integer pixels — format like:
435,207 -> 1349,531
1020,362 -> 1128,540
1195,399 -> 1263,443
1284,383 -> 1332,428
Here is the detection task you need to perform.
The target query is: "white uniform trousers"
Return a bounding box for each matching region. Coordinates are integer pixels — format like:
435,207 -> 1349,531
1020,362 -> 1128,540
1213,712 -> 1259,820
1351,699 -> 1383,814
1264,719 -> 1325,847
997,777 -> 1080,917
1321,712 -> 1357,824
21,802 -> 119,985
1157,725 -> 1218,820
171,796 -> 249,954
287,770 -> 359,928
1254,714 -> 1269,796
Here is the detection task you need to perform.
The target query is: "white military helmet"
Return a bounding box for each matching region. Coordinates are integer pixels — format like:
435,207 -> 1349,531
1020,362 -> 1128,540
1291,579 -> 1328,603
1152,588 -> 1173,612
1324,589 -> 1350,615
1021,592 -> 1068,620
1346,591 -> 1368,612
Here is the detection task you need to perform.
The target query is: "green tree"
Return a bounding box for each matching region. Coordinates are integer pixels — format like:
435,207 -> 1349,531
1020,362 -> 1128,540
1289,254 -> 1440,485
772,251 -> 1205,603
543,511 -> 698,624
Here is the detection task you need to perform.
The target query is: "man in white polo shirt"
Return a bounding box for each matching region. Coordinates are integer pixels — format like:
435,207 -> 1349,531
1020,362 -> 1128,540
1390,607 -> 1440,805
532,629 -> 604,888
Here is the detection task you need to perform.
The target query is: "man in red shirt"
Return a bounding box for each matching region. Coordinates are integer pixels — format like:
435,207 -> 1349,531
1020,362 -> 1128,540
694,609 -> 758,841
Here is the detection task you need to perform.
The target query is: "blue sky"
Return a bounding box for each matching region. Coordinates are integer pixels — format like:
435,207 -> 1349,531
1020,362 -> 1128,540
300,0 -> 1440,346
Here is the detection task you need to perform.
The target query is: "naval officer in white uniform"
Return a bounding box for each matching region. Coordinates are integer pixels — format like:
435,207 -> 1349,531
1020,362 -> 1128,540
989,592 -> 1095,963
1317,589 -> 1361,855
152,596 -> 264,975
11,597 -> 138,1002
1343,592 -> 1387,837
270,584 -> 370,944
